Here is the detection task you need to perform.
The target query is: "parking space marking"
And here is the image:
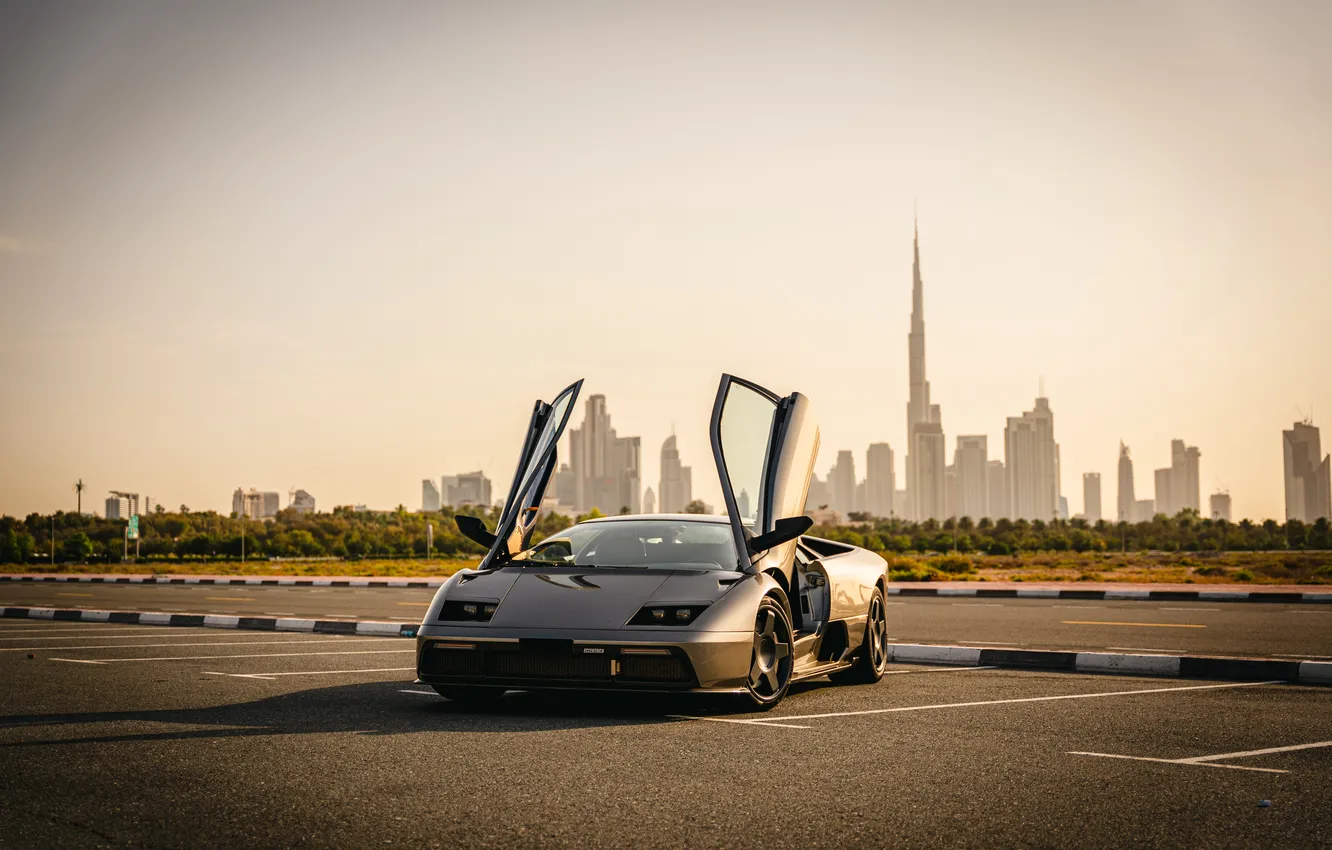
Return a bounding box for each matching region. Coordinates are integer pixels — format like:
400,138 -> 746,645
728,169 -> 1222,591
204,666 -> 414,681
49,649 -> 415,664
674,680 -> 1284,729
396,602 -> 430,607
3,637 -> 405,653
1063,621 -> 1206,629
400,689 -> 437,696
205,596 -> 255,602
959,641 -> 1024,646
1069,740 -> 1332,774
1159,607 -> 1219,612
1052,606 -> 1105,610
884,666 -> 997,675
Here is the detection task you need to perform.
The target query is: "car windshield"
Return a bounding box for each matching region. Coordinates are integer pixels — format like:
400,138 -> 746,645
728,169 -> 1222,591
512,519 -> 740,570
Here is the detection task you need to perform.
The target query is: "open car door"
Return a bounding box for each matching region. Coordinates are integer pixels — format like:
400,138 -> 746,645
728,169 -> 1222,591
709,374 -> 820,581
459,379 -> 583,570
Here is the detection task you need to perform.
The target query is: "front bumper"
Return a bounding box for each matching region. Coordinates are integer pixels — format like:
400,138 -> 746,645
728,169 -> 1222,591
414,624 -> 753,693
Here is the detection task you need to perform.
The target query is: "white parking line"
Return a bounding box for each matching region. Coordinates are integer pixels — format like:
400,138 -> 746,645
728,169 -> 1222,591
1069,740 -> 1332,774
958,641 -> 1024,646
672,680 -> 1283,729
1159,607 -> 1219,612
1052,606 -> 1105,610
885,666 -> 998,675
205,666 -> 414,681
3,637 -> 404,653
400,689 -> 437,696
49,649 -> 415,664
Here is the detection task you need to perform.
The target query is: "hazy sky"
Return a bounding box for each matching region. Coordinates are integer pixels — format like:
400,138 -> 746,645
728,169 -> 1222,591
2,0 -> 1329,521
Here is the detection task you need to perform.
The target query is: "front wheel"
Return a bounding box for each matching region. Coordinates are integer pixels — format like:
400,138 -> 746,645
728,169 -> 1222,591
829,587 -> 889,685
743,597 -> 794,710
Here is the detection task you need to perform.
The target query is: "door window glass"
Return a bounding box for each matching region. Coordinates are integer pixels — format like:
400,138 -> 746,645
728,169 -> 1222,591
515,385 -> 577,500
718,382 -> 776,530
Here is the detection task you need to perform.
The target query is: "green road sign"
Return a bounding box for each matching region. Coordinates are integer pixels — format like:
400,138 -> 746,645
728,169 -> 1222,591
127,515 -> 139,540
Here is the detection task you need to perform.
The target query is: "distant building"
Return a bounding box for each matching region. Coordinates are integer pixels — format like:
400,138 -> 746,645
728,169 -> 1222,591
568,395 -> 641,514
1005,397 -> 1059,521
289,490 -> 316,514
1171,440 -> 1202,515
1117,443 -> 1135,522
442,472 -> 492,508
1210,492 -> 1232,522
1133,499 -> 1156,523
904,218 -> 946,522
658,435 -> 693,514
865,443 -> 895,519
1058,495 -> 1069,520
142,497 -> 157,515
944,464 -> 957,519
808,474 -> 831,510
1154,468 -> 1172,518
986,461 -> 1007,520
806,506 -> 842,526
829,450 -> 857,515
1082,473 -> 1102,523
642,487 -> 656,515
422,479 -> 441,512
104,494 -> 130,520
232,488 -> 280,519
894,488 -> 909,517
954,436 -> 988,521
1284,420 -> 1332,522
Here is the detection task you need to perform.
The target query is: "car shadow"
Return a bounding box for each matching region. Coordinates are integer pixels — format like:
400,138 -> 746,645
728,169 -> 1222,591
0,681 -> 795,748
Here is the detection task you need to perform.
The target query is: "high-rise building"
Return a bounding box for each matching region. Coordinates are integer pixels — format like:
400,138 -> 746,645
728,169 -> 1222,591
829,450 -> 857,515
865,443 -> 895,518
104,494 -> 130,520
142,497 -> 157,515
232,488 -> 280,519
289,490 -> 316,514
108,490 -> 141,518
954,436 -> 988,521
442,472 -> 492,507
422,480 -> 441,512
1133,499 -> 1156,523
986,461 -> 1007,520
1171,440 -> 1202,514
905,217 -> 946,521
1154,467 -> 1173,517
1004,397 -> 1058,520
1082,473 -> 1102,523
1117,442 -> 1135,523
568,394 -> 641,514
1283,420 -> 1331,522
1210,491 -> 1232,521
642,487 -> 656,515
658,435 -> 693,514
808,474 -> 831,510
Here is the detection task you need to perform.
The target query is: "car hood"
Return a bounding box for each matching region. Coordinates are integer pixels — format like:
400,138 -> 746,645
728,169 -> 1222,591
474,567 -> 737,630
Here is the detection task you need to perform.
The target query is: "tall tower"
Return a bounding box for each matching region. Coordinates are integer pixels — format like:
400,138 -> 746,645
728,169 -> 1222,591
905,214 -> 944,521
1117,442 -> 1135,523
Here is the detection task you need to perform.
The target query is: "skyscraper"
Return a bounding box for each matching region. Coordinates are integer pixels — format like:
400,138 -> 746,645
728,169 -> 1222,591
442,472 -> 492,507
658,434 -> 692,514
289,490 -> 316,514
568,394 -> 641,514
905,217 -> 945,521
865,443 -> 895,518
1154,467 -> 1172,517
830,450 -> 857,515
422,479 -> 441,512
1210,491 -> 1232,521
954,436 -> 988,520
642,486 -> 656,515
1004,396 -> 1058,521
1284,420 -> 1332,522
1117,442 -> 1135,523
1083,472 -> 1102,523
986,461 -> 1007,520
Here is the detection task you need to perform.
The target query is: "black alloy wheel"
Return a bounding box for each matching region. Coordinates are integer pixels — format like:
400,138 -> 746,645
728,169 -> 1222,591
830,586 -> 889,685
745,597 -> 794,709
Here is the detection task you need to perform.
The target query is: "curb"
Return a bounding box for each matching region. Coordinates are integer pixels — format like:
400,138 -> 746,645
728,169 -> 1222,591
0,575 -> 444,588
1,606 -> 418,638
5,605 -> 1327,687
888,643 -> 1332,687
886,587 -> 1332,605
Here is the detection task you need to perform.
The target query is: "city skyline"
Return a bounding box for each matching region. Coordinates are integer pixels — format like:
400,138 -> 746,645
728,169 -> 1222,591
2,2 -> 1329,521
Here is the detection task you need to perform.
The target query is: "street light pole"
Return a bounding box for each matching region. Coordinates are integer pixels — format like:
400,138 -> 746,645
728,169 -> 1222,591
51,516 -> 55,566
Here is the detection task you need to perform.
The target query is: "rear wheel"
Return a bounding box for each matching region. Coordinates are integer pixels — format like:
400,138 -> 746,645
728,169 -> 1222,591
432,685 -> 506,707
829,587 -> 889,685
743,597 -> 794,710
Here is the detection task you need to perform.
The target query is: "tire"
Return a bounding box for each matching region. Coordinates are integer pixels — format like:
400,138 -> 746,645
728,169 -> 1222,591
829,586 -> 889,685
742,596 -> 795,710
432,685 -> 507,707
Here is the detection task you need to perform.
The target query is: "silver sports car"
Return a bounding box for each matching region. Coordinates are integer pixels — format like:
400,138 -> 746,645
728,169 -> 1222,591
415,374 -> 890,709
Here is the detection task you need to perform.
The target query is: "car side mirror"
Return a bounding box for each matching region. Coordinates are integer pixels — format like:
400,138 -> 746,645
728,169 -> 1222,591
747,516 -> 813,553
455,515 -> 497,549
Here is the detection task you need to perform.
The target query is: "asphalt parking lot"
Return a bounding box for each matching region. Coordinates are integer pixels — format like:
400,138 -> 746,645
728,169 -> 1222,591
2,620 -> 1330,848
4,581 -> 1330,659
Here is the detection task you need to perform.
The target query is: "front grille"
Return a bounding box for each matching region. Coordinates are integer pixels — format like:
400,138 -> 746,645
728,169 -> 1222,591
485,652 -> 610,680
421,646 -> 482,676
619,655 -> 689,682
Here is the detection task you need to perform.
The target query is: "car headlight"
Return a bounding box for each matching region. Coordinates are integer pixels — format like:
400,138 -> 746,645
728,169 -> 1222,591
438,599 -> 499,622
627,604 -> 709,626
